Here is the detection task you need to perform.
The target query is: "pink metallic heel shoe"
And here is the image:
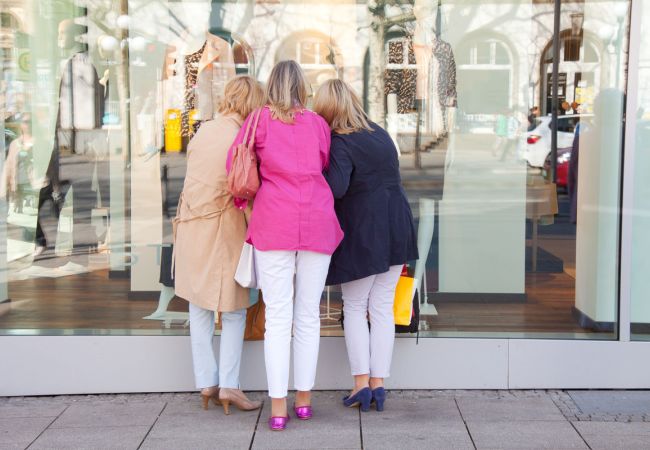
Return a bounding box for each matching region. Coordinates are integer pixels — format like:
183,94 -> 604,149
293,404 -> 313,420
268,415 -> 290,431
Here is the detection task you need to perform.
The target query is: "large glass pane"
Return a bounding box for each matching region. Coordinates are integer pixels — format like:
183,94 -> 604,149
631,2 -> 650,341
0,0 -> 628,338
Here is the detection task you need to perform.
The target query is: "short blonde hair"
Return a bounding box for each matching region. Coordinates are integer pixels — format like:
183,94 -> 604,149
313,79 -> 372,135
218,75 -> 266,120
266,60 -> 308,124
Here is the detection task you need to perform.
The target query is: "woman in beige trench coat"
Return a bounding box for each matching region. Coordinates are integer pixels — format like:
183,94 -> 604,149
173,75 -> 265,415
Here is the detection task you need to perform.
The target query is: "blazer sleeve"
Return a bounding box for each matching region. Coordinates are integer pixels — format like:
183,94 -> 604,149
316,115 -> 332,170
324,137 -> 353,199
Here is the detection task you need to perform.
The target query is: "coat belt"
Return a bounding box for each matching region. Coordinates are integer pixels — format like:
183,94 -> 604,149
171,191 -> 234,280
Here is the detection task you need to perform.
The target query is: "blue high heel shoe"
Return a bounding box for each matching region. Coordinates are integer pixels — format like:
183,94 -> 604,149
343,387 -> 372,412
371,387 -> 386,412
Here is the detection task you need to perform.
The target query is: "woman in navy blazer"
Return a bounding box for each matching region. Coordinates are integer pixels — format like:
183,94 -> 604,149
314,80 -> 418,412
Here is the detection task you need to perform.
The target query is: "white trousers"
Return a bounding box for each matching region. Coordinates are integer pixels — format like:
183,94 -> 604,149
255,249 -> 331,398
189,303 -> 247,389
341,265 -> 402,378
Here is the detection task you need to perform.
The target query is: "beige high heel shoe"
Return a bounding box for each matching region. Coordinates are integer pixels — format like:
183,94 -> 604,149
200,386 -> 221,410
218,388 -> 262,415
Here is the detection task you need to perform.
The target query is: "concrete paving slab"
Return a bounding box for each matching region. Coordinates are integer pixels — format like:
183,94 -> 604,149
574,421 -> 650,449
363,421 -> 473,450
578,434 -> 650,450
50,401 -> 165,428
29,425 -> 150,450
0,402 -> 67,418
361,398 -> 463,427
467,420 -> 588,449
456,397 -> 566,422
252,392 -> 360,449
0,417 -> 52,450
162,391 -> 265,416
568,391 -> 650,415
361,398 -> 472,450
141,431 -> 254,450
153,405 -> 260,433
573,421 -> 650,436
141,405 -> 259,450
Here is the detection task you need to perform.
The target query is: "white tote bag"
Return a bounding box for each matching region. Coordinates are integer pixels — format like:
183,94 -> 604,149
234,243 -> 259,289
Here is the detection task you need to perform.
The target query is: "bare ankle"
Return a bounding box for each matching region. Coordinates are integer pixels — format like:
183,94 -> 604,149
271,397 -> 287,417
295,390 -> 311,407
369,378 -> 384,390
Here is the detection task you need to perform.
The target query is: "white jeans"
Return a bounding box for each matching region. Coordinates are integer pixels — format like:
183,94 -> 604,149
189,303 -> 246,389
341,265 -> 403,378
255,249 -> 331,398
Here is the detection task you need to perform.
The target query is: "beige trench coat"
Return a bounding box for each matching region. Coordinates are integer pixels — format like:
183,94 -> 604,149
173,114 -> 250,312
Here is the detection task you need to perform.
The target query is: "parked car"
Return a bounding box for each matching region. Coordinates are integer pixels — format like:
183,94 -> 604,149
543,147 -> 571,189
524,114 -> 587,168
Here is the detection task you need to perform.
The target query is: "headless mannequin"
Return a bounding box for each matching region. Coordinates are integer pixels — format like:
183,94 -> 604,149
144,28 -> 207,321
145,11 -> 236,321
411,2 -> 450,315
55,19 -> 107,271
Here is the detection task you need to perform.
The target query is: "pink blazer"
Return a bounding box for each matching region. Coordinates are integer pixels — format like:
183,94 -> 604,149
227,107 -> 343,255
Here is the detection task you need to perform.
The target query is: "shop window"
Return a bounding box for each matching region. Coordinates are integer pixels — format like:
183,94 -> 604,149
275,31 -> 341,92
0,0 -> 629,343
456,38 -> 513,114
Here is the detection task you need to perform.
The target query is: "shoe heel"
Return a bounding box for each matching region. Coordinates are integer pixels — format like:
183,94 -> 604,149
222,399 -> 231,415
360,389 -> 372,412
372,388 -> 386,412
201,394 -> 210,410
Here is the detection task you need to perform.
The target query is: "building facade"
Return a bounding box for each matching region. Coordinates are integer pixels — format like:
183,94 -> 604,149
1,0 -> 650,395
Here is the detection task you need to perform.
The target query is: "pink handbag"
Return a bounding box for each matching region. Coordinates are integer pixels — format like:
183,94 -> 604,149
228,108 -> 262,200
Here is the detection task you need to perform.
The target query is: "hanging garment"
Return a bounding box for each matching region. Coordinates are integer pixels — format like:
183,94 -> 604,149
427,48 -> 445,137
58,52 -> 104,130
196,33 -> 236,121
181,42 -> 206,138
384,40 -> 417,114
433,38 -> 457,132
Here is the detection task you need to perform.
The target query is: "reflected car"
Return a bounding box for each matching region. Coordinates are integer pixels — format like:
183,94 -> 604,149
524,114 -> 586,168
543,147 -> 571,189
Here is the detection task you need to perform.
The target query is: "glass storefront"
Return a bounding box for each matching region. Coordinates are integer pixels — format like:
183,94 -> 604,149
0,0 -> 630,340
631,0 -> 650,341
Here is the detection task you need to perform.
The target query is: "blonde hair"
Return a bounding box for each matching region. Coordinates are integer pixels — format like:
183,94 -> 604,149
266,60 -> 308,124
313,79 -> 372,135
218,75 -> 266,121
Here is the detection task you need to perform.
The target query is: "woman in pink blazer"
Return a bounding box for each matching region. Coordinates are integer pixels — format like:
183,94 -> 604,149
228,61 -> 343,431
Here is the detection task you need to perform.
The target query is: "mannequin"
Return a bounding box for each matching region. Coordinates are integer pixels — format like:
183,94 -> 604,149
413,0 -> 457,136
409,1 -> 458,314
145,4 -> 237,321
55,15 -> 107,271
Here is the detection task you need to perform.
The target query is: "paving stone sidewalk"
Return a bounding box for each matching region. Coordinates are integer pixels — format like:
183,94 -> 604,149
2,390 -> 650,450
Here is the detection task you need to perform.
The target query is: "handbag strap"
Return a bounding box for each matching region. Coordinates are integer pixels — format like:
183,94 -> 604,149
242,107 -> 263,148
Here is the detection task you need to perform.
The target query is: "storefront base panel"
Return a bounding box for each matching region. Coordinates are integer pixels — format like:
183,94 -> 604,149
2,337 -> 649,396
509,340 -> 650,389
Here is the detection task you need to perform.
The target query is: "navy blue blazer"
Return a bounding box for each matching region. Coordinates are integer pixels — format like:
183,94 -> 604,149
324,122 -> 418,285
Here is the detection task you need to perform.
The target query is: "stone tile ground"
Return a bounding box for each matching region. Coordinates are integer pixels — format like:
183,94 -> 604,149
1,390 -> 650,449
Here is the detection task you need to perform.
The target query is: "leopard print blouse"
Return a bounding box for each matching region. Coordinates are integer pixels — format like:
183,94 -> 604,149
182,42 -> 206,137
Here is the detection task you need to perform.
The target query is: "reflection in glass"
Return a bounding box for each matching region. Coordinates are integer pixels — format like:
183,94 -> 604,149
0,0 -> 630,340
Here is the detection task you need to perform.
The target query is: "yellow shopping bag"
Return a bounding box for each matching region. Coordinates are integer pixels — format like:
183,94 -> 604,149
393,275 -> 415,326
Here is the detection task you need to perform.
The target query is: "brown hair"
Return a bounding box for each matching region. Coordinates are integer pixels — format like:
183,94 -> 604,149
313,79 -> 372,134
266,60 -> 309,124
218,75 -> 266,121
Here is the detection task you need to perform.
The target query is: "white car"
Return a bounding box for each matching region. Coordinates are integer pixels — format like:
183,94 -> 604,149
524,114 -> 586,168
